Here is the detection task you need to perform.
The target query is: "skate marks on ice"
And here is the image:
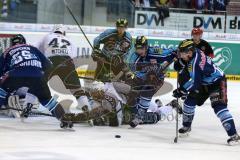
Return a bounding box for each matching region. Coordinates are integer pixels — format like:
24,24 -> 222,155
0,79 -> 240,160
0,121 -> 240,160
0,151 -> 77,160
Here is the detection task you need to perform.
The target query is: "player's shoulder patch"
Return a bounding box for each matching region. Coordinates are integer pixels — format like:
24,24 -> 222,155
188,64 -> 193,72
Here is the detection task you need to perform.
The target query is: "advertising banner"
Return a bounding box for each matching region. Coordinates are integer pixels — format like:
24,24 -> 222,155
148,38 -> 240,79
226,16 -> 240,33
1,31 -> 239,80
134,11 -> 225,33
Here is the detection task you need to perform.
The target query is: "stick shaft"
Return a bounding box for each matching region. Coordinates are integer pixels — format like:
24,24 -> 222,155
63,0 -> 94,49
174,72 -> 179,143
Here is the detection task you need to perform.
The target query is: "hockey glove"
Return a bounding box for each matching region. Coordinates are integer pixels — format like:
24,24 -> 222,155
174,59 -> 186,73
173,87 -> 188,99
92,48 -> 103,61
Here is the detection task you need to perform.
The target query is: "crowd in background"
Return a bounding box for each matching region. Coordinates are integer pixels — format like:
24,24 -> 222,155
131,0 -> 230,11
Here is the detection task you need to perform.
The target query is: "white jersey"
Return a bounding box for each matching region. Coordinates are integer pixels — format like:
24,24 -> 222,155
37,33 -> 76,58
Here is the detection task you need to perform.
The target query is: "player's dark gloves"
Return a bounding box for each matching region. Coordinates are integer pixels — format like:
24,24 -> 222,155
174,59 -> 186,72
173,88 -> 188,99
92,48 -> 103,61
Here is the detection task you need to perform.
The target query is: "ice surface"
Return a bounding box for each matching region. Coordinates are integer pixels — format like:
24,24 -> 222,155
0,78 -> 240,160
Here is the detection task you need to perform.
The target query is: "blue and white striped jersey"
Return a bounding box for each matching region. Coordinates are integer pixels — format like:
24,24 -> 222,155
183,48 -> 224,92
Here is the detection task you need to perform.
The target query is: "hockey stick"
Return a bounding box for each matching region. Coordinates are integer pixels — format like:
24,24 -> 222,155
0,107 -> 53,117
63,0 -> 127,82
174,71 -> 179,143
63,0 -> 94,50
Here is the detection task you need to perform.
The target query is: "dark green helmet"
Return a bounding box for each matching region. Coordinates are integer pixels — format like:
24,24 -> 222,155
116,18 -> 128,27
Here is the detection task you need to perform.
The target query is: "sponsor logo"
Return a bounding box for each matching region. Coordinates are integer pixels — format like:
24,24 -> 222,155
136,12 -> 164,27
193,16 -> 223,30
228,16 -> 240,30
212,47 -> 232,71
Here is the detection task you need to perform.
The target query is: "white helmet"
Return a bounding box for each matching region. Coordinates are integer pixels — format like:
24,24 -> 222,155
52,24 -> 66,35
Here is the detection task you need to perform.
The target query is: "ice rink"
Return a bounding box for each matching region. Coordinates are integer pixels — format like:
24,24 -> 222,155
0,78 -> 240,160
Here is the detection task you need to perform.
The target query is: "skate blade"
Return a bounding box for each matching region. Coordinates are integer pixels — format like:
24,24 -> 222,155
228,140 -> 240,146
179,132 -> 190,138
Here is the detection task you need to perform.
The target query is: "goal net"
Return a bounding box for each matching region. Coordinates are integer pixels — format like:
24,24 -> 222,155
0,34 -> 15,54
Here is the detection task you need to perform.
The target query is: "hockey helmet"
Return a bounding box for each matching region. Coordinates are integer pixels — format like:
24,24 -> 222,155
116,18 -> 128,28
178,40 -> 195,53
53,24 -> 66,35
135,36 -> 148,49
11,34 -> 26,46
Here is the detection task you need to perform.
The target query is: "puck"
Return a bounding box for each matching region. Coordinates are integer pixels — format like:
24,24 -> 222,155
115,135 -> 121,138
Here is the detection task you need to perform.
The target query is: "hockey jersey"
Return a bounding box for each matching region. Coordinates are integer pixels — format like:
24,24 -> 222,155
127,47 -> 176,80
0,44 -> 52,77
37,33 -> 76,58
183,48 -> 224,92
93,29 -> 132,58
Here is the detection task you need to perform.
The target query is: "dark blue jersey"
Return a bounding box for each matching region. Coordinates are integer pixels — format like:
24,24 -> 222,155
0,44 -> 52,77
127,47 -> 176,80
93,29 -> 132,58
183,48 -> 224,92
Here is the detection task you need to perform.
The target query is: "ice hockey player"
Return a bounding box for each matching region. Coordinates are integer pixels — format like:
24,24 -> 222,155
92,18 -> 132,81
67,82 -> 182,127
173,40 -> 240,145
37,24 -> 90,110
174,27 -> 214,93
126,36 -> 180,128
191,27 -> 214,58
0,34 -> 75,128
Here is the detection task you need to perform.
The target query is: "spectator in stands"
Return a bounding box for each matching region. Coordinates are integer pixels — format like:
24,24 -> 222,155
168,0 -> 178,8
191,0 -> 209,10
208,0 -> 229,11
154,0 -> 170,20
132,0 -> 153,8
171,0 -> 193,9
1,0 -> 8,18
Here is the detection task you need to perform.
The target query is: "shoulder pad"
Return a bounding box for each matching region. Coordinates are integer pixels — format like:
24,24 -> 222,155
124,32 -> 132,40
104,29 -> 117,34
